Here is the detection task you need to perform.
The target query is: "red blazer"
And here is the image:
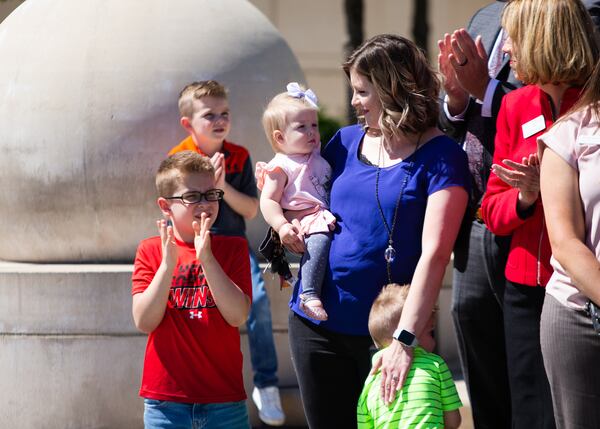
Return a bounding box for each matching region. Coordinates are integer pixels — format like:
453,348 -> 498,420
481,85 -> 581,287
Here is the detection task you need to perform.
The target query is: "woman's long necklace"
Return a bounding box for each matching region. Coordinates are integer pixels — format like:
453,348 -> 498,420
374,134 -> 421,283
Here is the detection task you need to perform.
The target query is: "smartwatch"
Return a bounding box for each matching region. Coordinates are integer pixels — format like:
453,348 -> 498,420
392,328 -> 418,347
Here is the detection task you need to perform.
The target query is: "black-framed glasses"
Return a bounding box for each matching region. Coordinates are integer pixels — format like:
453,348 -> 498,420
165,189 -> 224,204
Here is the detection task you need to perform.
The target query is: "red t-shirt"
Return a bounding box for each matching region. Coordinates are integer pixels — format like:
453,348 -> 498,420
132,235 -> 251,403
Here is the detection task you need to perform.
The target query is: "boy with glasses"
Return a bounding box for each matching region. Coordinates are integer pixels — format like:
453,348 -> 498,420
357,284 -> 462,429
132,151 -> 253,429
168,80 -> 285,426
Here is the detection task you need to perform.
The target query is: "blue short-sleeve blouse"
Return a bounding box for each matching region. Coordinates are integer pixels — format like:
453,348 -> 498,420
290,125 -> 470,335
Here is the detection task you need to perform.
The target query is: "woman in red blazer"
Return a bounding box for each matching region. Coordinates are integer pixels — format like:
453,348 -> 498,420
480,0 -> 599,428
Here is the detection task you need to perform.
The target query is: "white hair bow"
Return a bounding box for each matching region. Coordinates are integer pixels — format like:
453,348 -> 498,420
286,82 -> 319,108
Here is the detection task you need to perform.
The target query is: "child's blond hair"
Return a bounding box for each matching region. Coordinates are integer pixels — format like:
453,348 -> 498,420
178,80 -> 228,118
155,151 -> 215,198
368,283 -> 410,349
262,87 -> 319,153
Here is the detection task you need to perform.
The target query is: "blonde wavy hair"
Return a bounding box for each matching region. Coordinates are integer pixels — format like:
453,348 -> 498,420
502,0 -> 599,85
262,89 -> 319,153
342,34 -> 440,140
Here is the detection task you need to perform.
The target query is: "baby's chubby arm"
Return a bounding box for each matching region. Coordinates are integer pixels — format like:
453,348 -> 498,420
260,168 -> 304,254
132,219 -> 178,334
193,214 -> 251,327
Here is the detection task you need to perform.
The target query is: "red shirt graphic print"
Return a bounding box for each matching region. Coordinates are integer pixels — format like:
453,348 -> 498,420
132,234 -> 251,403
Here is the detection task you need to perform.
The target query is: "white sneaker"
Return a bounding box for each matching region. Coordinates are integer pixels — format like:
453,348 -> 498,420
252,386 -> 285,426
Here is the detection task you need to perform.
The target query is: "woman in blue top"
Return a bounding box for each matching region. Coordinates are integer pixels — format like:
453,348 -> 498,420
286,34 -> 470,428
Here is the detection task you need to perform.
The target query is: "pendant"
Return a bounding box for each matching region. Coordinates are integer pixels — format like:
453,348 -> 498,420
384,245 -> 396,263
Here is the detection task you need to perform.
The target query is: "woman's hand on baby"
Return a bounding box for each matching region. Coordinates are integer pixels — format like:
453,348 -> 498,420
371,340 -> 414,405
282,208 -> 320,252
278,222 -> 304,254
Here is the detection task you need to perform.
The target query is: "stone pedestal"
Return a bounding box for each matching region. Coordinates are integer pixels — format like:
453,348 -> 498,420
0,0 -> 302,262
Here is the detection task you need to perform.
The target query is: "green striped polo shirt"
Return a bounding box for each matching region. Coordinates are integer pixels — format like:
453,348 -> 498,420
357,347 -> 462,428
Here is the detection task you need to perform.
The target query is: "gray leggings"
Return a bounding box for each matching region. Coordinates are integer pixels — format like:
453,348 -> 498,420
299,232 -> 332,300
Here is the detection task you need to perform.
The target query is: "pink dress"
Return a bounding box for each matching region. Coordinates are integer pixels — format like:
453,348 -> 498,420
256,150 -> 336,235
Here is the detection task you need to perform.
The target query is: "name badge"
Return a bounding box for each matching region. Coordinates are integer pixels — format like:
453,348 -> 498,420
522,115 -> 546,139
577,135 -> 600,146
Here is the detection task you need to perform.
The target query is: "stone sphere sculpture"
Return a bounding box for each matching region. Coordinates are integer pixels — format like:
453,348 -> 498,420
0,0 -> 304,262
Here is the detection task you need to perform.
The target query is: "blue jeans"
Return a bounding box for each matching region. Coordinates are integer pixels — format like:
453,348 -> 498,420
247,249 -> 279,388
143,399 -> 249,429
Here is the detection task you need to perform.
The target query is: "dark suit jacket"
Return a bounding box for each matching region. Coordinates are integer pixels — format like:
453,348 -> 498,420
439,1 -> 518,209
439,0 -> 600,208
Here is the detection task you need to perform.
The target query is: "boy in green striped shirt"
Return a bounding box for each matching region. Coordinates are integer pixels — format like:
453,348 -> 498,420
357,284 -> 462,429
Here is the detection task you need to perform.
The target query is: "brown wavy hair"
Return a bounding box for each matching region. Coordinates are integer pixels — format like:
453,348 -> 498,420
342,34 -> 440,140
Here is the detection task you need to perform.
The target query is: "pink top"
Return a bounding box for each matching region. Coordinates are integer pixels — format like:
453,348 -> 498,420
256,150 -> 336,234
538,105 -> 600,309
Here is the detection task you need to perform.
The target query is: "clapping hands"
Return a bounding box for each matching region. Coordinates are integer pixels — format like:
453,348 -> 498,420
492,153 -> 540,208
158,218 -> 179,268
210,152 -> 226,191
438,28 -> 491,109
438,33 -> 470,114
193,212 -> 213,262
